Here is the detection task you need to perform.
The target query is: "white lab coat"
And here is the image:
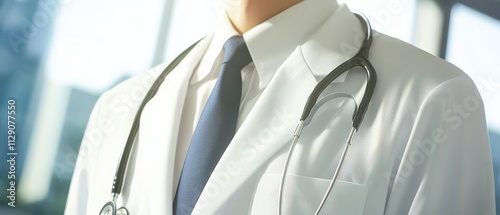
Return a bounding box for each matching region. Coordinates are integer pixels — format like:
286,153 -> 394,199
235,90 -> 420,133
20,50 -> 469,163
65,5 -> 496,215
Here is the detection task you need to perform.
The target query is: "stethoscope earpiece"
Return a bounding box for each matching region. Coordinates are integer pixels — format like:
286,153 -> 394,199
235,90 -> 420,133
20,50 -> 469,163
117,207 -> 130,215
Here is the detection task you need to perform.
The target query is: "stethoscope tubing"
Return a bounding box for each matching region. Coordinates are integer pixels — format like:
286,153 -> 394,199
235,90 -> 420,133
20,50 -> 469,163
100,40 -> 203,215
277,12 -> 376,215
315,127 -> 355,214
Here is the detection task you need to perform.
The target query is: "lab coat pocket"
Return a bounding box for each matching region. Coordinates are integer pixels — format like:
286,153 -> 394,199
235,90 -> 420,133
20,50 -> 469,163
250,173 -> 368,215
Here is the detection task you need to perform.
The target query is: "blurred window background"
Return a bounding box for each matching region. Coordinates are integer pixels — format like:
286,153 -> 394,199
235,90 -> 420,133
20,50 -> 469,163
0,0 -> 498,214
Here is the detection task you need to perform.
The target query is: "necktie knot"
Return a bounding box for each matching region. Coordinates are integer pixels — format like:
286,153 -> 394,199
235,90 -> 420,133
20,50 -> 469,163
222,35 -> 252,70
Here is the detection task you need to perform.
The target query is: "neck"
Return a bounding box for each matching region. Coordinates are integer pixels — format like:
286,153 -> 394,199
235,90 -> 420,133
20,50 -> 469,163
226,0 -> 303,34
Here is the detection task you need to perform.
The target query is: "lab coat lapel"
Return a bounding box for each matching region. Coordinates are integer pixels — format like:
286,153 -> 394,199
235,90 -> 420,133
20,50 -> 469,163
130,36 -> 212,214
192,5 -> 364,214
192,48 -> 318,214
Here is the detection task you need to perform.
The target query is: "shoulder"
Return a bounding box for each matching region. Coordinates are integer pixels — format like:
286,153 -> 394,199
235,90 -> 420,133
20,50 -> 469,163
368,32 -> 478,100
97,35 -> 211,107
371,32 -> 470,84
97,62 -> 170,106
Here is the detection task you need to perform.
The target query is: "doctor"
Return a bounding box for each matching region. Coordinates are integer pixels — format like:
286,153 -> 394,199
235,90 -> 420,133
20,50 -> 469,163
65,0 -> 496,214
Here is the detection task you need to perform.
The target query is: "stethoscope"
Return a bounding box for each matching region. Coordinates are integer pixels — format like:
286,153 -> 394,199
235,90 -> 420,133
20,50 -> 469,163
278,12 -> 376,215
99,12 -> 376,215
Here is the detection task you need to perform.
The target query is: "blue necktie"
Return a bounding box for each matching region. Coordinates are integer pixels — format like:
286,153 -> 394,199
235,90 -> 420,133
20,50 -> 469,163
174,36 -> 252,215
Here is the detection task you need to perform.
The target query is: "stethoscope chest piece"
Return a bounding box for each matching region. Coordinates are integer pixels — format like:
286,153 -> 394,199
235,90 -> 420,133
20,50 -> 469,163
99,201 -> 129,215
99,201 -> 116,215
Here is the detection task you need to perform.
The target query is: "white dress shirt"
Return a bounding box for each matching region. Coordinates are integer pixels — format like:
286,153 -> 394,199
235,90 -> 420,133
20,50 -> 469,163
174,0 -> 341,191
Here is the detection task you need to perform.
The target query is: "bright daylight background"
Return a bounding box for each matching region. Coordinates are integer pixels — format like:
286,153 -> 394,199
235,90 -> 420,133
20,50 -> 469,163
0,0 -> 498,214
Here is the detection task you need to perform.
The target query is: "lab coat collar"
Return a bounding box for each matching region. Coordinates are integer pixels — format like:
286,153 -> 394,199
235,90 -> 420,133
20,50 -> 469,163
190,0 -> 339,88
188,14 -> 239,84
192,4 -> 364,214
300,4 -> 365,80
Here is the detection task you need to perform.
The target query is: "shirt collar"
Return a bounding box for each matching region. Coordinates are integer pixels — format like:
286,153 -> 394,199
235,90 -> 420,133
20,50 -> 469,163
192,0 -> 339,87
189,12 -> 239,84
244,0 -> 339,88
